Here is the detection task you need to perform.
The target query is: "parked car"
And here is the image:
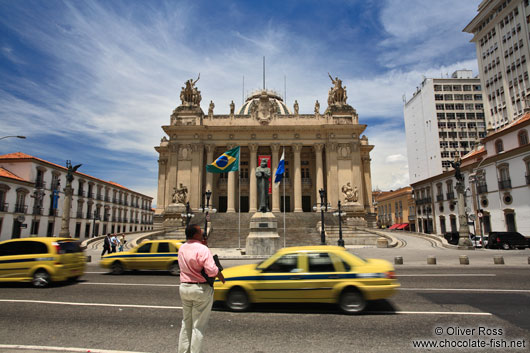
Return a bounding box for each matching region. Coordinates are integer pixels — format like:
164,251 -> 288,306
487,232 -> 528,250
470,235 -> 489,248
0,237 -> 85,287
444,232 -> 459,245
100,239 -> 184,275
213,246 -> 399,314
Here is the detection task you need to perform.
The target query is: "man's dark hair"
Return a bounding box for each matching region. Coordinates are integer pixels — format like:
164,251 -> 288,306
185,224 -> 201,240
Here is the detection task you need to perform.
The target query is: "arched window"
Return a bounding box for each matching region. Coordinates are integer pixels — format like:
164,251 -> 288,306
518,129 -> 528,146
495,139 -> 504,153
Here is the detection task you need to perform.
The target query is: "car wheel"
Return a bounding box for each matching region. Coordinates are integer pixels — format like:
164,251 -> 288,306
111,261 -> 124,275
168,262 -> 180,276
502,243 -> 511,250
226,287 -> 250,312
32,270 -> 51,288
338,288 -> 366,314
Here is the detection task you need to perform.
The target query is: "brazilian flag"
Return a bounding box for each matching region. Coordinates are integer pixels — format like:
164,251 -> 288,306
206,146 -> 240,173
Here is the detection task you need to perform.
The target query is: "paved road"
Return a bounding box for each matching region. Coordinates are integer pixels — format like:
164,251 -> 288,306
1,263 -> 529,353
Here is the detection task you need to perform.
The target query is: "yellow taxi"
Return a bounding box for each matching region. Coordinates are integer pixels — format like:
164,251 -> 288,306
100,239 -> 184,275
0,237 -> 86,287
214,246 -> 399,314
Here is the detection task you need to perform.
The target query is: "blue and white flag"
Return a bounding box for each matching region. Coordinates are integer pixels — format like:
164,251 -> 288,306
274,148 -> 285,186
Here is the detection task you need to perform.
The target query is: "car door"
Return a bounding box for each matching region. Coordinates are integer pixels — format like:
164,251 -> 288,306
0,241 -> 47,280
151,242 -> 175,270
252,252 -> 304,301
298,252 -> 345,300
132,242 -> 152,269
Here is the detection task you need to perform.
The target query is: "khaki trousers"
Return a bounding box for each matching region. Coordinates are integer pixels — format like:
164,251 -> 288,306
178,283 -> 214,353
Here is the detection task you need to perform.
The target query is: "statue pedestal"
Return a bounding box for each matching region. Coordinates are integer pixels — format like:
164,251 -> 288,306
246,212 -> 280,256
343,203 -> 368,227
162,203 -> 187,229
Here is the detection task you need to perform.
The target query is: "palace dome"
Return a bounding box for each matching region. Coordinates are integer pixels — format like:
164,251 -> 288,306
237,89 -> 292,115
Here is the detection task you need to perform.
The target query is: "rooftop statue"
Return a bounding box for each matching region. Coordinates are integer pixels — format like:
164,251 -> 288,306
180,74 -> 202,106
450,156 -> 464,182
328,73 -> 348,106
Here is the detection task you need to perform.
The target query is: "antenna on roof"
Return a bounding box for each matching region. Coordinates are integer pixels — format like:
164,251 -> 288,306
263,56 -> 266,90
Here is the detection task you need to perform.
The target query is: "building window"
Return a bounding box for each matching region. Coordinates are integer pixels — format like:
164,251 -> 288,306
518,130 -> 528,146
495,139 -> 504,153
15,189 -> 29,213
504,210 -> 517,232
498,163 -> 511,190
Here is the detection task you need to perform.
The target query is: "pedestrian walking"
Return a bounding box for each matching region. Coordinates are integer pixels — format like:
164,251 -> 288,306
119,234 -> 126,252
178,224 -> 224,353
101,233 -> 111,257
110,234 -> 117,253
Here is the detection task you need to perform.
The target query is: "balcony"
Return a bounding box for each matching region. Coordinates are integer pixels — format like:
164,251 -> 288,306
498,178 -> 512,190
113,198 -> 118,203
116,217 -> 122,223
48,209 -> 58,216
96,194 -> 103,200
35,180 -> 46,189
446,192 -> 455,200
477,183 -> 488,194
104,215 -> 110,222
14,204 -> 27,214
51,181 -> 60,191
32,207 -> 43,215
76,211 -> 84,219
123,218 -> 128,223
436,194 -> 444,202
105,196 -> 110,202
78,190 -> 85,197
124,201 -> 129,206
88,192 -> 94,199
0,203 -> 8,212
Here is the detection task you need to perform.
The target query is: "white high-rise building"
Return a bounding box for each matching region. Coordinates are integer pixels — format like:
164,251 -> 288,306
404,71 -> 487,184
464,0 -> 530,130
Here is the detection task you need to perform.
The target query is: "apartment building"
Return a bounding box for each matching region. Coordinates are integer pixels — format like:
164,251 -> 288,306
464,0 -> 530,130
374,187 -> 415,231
0,152 -> 154,241
404,70 -> 487,184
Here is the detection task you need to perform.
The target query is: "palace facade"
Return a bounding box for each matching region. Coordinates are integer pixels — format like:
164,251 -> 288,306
155,76 -> 375,223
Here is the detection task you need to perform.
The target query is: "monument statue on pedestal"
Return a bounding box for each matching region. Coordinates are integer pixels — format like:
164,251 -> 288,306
256,159 -> 271,212
180,74 -> 201,106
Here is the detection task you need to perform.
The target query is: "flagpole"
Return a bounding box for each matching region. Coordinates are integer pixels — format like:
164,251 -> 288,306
283,148 -> 286,248
238,151 -> 241,250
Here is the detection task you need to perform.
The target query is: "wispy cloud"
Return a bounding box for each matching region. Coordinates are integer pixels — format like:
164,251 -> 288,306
0,0 -> 483,202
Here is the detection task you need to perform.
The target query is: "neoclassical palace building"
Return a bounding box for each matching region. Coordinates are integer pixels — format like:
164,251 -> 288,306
155,75 -> 375,221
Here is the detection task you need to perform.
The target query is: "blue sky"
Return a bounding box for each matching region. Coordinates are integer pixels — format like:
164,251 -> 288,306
0,0 -> 481,206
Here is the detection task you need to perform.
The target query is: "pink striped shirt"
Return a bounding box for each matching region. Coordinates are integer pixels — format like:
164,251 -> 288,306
178,240 -> 219,283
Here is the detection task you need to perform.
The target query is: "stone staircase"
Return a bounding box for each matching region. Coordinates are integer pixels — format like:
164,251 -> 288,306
161,211 -> 379,248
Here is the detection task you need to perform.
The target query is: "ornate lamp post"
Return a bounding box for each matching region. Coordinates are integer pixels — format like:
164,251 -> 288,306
333,200 -> 346,247
59,161 -> 82,237
180,201 -> 194,227
199,190 -> 217,239
313,188 -> 327,245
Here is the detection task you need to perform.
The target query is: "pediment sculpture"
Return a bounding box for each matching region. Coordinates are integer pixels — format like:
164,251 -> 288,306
341,182 -> 358,203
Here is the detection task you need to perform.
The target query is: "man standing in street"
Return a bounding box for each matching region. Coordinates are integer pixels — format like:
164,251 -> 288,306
178,224 -> 224,353
101,233 -> 111,257
110,233 -> 117,253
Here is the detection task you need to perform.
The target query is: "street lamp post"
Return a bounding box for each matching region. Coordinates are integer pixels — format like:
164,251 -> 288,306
199,190 -> 217,239
313,188 -> 327,245
333,200 -> 346,247
180,202 -> 194,227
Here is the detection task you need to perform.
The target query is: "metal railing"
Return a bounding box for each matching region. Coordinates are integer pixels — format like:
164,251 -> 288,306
0,203 -> 8,212
436,194 -> 444,202
446,192 -> 455,200
78,190 -> 85,197
35,180 -> 46,189
32,207 -> 43,215
76,211 -> 84,219
14,204 -> 27,213
477,183 -> 488,194
498,178 -> 512,190
49,209 -> 58,216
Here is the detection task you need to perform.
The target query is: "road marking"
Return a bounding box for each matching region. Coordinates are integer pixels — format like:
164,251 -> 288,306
0,299 -> 182,310
85,271 -> 107,274
370,311 -> 492,316
80,282 -> 180,287
398,274 -> 496,277
0,299 -> 492,316
400,288 -> 530,293
0,344 -> 151,353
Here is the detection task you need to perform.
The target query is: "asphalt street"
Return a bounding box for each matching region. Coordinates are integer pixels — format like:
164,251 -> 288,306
1,262 -> 529,353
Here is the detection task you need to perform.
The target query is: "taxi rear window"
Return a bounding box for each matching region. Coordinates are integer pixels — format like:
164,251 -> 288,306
0,241 -> 48,256
57,241 -> 82,254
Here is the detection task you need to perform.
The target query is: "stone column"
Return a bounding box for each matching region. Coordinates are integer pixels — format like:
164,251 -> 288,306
271,144 -> 281,212
205,144 -> 215,194
351,141 -> 364,205
156,158 -> 167,212
165,144 -> 178,208
293,144 -> 303,212
59,182 -> 73,237
314,144 -> 324,205
362,156 -> 373,212
326,142 -> 339,208
227,145 -> 236,213
249,144 -> 259,212
190,144 -> 203,209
